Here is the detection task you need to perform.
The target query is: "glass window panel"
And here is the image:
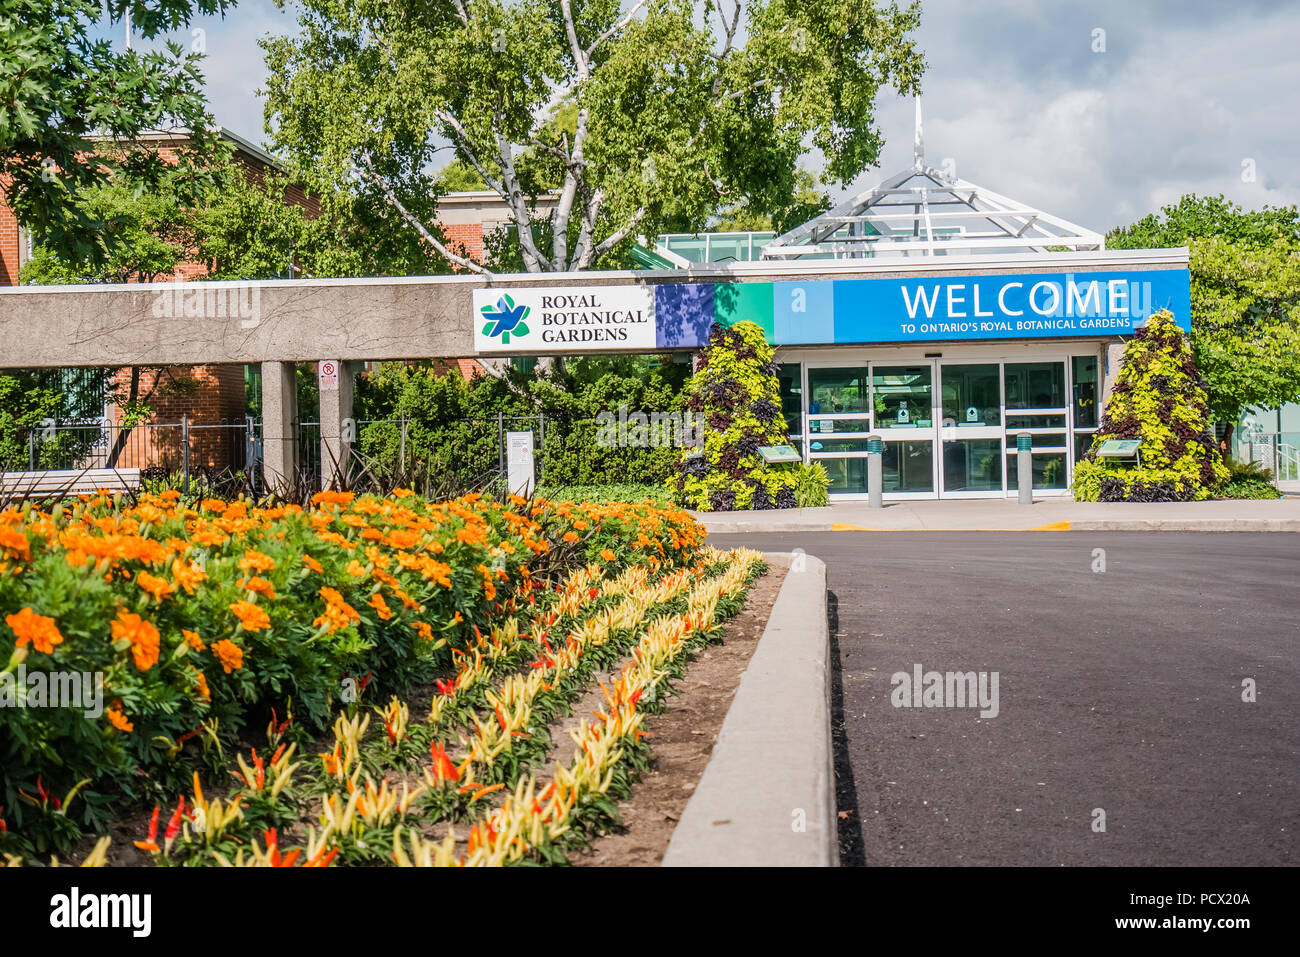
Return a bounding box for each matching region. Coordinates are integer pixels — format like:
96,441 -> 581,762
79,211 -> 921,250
872,365 -> 933,429
943,438 -> 1004,492
1004,431 -> 1067,450
1006,452 -> 1068,490
941,364 -> 1001,426
1074,432 -> 1099,462
1072,356 -> 1099,428
820,457 -> 868,494
664,236 -> 707,263
1005,362 -> 1066,410
777,363 -> 802,438
881,440 -> 934,493
1004,413 -> 1067,429
808,368 -> 871,415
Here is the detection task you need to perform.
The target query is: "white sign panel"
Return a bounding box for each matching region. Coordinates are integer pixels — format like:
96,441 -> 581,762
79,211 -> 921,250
506,430 -> 535,497
318,360 -> 339,392
474,286 -> 655,352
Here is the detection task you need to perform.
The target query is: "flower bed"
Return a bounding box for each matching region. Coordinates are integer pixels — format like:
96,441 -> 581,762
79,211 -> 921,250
0,489 -> 762,866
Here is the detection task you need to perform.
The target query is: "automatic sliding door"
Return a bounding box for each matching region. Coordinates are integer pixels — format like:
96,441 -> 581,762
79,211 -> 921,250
871,364 -> 936,495
939,363 -> 1004,494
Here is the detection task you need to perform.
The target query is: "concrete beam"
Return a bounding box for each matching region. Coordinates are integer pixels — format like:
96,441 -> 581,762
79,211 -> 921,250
260,360 -> 297,490
0,251 -> 1189,369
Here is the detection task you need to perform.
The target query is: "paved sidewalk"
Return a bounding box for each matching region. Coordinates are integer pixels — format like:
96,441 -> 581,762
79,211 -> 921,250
694,497 -> 1300,533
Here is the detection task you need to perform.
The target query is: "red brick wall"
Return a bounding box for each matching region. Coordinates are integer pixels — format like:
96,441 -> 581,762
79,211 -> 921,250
442,222 -> 485,263
108,365 -> 249,472
0,175 -> 21,286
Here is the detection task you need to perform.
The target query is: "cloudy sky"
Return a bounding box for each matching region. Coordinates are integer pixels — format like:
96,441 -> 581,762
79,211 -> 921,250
116,0 -> 1300,234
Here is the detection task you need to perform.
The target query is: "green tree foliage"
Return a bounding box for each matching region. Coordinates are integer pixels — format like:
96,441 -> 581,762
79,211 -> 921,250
351,358 -> 687,487
711,167 -> 831,234
1108,195 -> 1300,443
0,0 -> 236,263
673,320 -> 800,510
19,182 -> 194,283
262,0 -> 924,274
1071,310 -> 1228,502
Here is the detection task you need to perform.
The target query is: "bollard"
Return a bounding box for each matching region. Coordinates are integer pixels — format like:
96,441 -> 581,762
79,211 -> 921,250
1016,432 -> 1033,505
867,435 -> 884,508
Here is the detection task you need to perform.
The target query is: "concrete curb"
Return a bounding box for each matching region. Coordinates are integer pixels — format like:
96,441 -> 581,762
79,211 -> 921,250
661,553 -> 836,867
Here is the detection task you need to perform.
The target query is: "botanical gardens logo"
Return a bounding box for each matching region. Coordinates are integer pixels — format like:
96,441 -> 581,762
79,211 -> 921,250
480,294 -> 531,344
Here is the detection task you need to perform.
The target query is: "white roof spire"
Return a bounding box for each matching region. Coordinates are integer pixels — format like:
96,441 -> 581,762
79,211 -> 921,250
913,95 -> 924,170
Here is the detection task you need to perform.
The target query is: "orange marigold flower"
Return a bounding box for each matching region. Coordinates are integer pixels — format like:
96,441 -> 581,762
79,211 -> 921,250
412,621 -> 434,641
230,600 -> 271,632
200,498 -> 227,512
106,704 -> 134,732
600,548 -> 616,562
367,592 -> 392,620
211,639 -> 244,674
6,607 -> 63,654
312,490 -> 354,507
302,555 -> 324,574
111,609 -> 160,671
238,575 -> 277,599
238,550 -> 276,573
562,531 -> 579,543
171,558 -> 207,595
65,549 -> 89,568
346,560 -> 368,578
136,570 -> 176,602
0,528 -> 31,562
194,671 -> 211,700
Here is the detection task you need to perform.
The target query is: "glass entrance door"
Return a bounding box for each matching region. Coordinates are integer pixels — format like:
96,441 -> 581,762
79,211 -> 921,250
870,363 -> 937,496
939,362 -> 1005,496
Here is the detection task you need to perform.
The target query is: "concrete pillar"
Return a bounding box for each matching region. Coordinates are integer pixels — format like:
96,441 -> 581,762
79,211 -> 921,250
261,360 -> 297,491
319,360 -> 355,490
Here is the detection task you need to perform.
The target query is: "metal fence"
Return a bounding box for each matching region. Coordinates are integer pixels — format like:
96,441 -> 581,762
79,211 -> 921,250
3,417 -> 263,493
4,411 -> 680,494
1244,431 -> 1300,482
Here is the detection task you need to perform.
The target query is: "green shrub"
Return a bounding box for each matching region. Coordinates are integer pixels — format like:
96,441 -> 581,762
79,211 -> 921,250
671,321 -> 799,511
791,462 -> 830,507
1219,478 -> 1282,499
536,483 -> 675,506
1071,310 -> 1228,502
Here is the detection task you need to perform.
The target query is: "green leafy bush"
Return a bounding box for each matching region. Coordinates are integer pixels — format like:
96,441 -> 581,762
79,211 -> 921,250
792,462 -> 831,507
537,483 -> 675,506
1071,309 -> 1228,502
671,321 -> 799,511
1219,478 -> 1282,499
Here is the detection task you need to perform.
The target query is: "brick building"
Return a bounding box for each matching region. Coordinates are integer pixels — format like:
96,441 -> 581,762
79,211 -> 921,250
2,140 -> 553,473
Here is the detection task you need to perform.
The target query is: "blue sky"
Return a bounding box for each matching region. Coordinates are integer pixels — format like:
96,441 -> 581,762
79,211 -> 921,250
101,0 -> 1300,234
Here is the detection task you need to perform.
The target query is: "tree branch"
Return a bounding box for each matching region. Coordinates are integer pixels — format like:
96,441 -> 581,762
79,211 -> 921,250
586,0 -> 648,59
587,206 -> 646,265
559,0 -> 590,79
360,157 -> 491,276
433,109 -> 506,196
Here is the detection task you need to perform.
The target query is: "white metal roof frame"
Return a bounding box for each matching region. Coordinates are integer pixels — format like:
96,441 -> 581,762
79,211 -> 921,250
762,98 -> 1105,260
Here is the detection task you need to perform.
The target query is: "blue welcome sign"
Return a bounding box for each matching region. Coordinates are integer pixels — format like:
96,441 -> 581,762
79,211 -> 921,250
654,268 -> 1191,348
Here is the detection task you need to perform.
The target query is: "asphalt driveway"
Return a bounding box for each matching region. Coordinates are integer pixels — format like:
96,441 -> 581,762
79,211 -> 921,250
717,531 -> 1298,866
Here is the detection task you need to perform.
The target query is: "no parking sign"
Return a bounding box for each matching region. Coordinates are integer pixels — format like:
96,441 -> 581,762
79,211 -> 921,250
319,360 -> 339,391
